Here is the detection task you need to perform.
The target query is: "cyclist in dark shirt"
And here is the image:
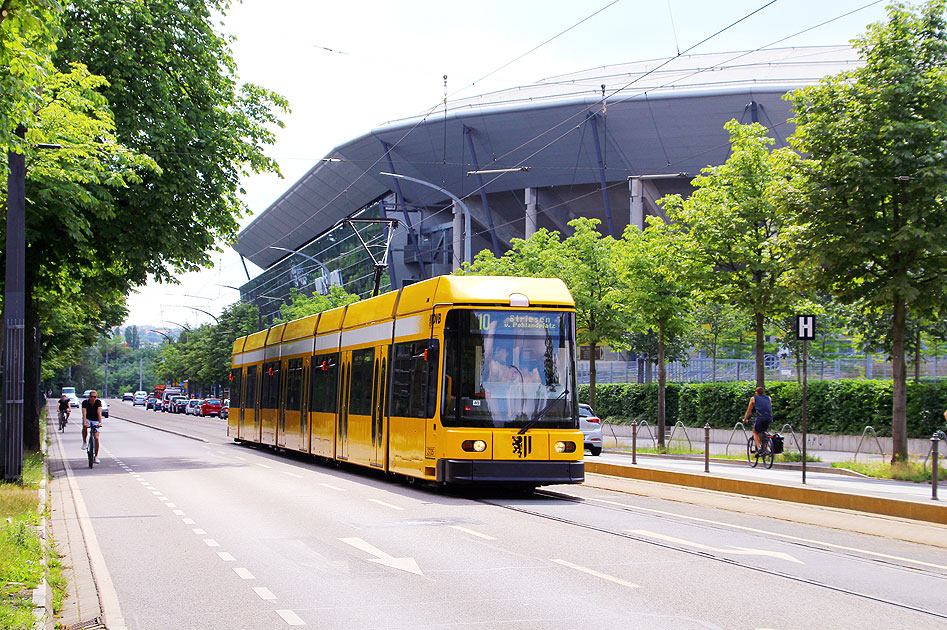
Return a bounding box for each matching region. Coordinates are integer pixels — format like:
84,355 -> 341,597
81,390 -> 103,463
58,395 -> 71,423
743,385 -> 773,453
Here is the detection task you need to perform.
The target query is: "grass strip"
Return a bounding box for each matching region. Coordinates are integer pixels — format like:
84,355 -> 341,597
831,460 -> 947,482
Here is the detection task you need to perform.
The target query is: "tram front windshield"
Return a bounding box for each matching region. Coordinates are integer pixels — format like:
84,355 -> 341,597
443,309 -> 576,429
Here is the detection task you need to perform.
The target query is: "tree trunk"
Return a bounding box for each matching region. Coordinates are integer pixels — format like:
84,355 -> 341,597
588,342 -> 597,410
22,274 -> 40,452
755,311 -> 765,389
913,328 -> 921,383
891,297 -> 908,463
657,322 -> 667,449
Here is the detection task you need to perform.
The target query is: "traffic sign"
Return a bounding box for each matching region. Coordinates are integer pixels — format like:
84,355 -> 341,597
795,315 -> 816,340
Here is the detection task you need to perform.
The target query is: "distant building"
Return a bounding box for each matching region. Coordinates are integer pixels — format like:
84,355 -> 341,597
234,46 -> 859,320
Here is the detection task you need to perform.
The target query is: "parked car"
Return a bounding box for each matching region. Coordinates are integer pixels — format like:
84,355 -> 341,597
62,387 -> 80,408
220,399 -> 229,420
81,389 -> 92,399
168,396 -> 188,414
185,399 -> 202,416
200,398 -> 222,417
134,393 -> 148,406
100,399 -> 109,418
122,392 -> 134,401
579,403 -> 603,456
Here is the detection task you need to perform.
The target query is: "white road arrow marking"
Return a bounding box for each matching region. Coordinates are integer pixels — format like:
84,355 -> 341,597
627,530 -> 804,564
338,537 -> 423,576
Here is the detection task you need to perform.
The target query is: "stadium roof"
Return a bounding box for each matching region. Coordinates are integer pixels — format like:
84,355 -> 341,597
235,45 -> 860,270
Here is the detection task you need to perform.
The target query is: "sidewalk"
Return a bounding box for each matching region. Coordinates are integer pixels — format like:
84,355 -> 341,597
45,407 -> 105,630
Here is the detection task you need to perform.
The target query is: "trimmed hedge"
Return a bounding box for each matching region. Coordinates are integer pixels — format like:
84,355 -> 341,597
579,380 -> 947,439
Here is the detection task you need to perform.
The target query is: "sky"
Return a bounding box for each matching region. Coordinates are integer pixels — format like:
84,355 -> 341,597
122,0 -> 892,329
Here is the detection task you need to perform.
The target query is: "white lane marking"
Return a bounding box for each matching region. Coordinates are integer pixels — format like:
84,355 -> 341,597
282,471 -> 303,478
157,496 -> 168,501
173,510 -> 186,516
320,483 -> 345,492
369,499 -> 404,511
217,552 -> 236,561
275,610 -> 306,626
584,496 -> 947,571
215,451 -> 230,456
627,530 -> 803,564
450,525 -> 496,540
150,491 -> 161,495
234,455 -> 247,461
164,502 -> 176,508
233,567 -> 255,580
203,539 -> 220,547
193,529 -> 207,535
182,518 -> 195,525
253,587 -> 277,600
256,463 -> 272,469
338,537 -> 423,576
131,473 -> 141,477
551,559 -> 640,588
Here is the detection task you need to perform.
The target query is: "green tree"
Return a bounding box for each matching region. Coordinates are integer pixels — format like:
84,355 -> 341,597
56,0 -> 290,283
273,287 -> 361,324
461,218 -> 632,409
692,301 -> 743,381
659,120 -> 806,390
788,0 -> 947,461
124,325 -> 140,350
618,219 -> 706,445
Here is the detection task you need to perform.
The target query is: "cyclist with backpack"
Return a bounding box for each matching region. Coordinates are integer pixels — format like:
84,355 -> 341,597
81,390 -> 103,464
57,394 -> 70,430
743,385 -> 773,454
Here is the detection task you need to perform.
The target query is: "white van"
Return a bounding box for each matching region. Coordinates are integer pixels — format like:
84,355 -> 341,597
61,387 -> 79,408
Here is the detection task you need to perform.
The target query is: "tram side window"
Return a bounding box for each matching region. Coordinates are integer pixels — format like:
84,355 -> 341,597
230,369 -> 242,409
245,365 -> 258,409
310,353 -> 339,413
391,340 -> 438,418
262,361 -> 280,410
349,348 -> 375,415
285,358 -> 303,412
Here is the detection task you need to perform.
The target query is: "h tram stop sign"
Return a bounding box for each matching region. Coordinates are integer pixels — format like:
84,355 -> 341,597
795,315 -> 816,341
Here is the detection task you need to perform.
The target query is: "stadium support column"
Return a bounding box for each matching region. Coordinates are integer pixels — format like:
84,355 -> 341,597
525,188 -> 538,238
453,201 -> 463,271
629,178 -> 645,231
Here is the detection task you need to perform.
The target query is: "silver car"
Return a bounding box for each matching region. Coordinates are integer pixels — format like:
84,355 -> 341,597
579,403 -> 603,456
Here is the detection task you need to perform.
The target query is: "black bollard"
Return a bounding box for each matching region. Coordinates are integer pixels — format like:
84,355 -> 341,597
632,421 -> 638,465
704,423 -> 711,473
933,434 -> 940,501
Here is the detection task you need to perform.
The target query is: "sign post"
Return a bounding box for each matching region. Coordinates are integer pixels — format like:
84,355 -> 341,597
795,315 -> 816,484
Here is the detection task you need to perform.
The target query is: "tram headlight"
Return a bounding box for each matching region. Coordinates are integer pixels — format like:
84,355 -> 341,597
554,441 -> 577,453
462,439 -> 487,452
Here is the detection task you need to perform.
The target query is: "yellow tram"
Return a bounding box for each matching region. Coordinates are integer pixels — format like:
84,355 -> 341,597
228,275 -> 584,486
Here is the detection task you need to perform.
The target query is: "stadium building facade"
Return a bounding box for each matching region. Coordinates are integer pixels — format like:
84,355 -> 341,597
234,46 -> 859,320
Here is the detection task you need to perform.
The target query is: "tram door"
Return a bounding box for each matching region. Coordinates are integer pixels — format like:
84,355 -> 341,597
371,347 -> 389,469
337,351 -> 351,460
242,364 -> 259,441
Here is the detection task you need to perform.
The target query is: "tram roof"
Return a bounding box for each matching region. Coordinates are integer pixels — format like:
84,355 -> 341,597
234,46 -> 860,270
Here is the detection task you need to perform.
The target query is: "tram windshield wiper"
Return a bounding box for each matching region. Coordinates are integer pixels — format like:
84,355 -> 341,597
518,389 -> 569,435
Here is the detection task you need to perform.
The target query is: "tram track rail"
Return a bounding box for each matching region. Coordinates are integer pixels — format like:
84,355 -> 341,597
477,488 -> 947,621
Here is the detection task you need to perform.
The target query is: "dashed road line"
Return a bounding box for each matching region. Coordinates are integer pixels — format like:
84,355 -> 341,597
203,539 -> 220,547
320,483 -> 345,492
369,499 -> 404,511
282,471 -> 303,478
182,518 -> 195,525
256,463 -> 272,469
217,552 -> 236,562
173,509 -> 186,516
551,559 -> 640,588
233,568 -> 255,580
253,587 -> 277,600
450,525 -> 496,540
275,610 -> 306,626
193,529 -> 207,535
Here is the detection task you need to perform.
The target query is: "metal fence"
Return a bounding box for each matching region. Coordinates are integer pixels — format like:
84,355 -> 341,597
577,354 -> 947,385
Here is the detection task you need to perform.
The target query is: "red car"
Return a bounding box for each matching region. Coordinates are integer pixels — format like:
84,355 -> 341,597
200,398 -> 222,417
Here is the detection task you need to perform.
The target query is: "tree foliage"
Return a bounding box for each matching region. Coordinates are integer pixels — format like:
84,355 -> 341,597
788,0 -> 947,460
272,287 -> 361,324
659,120 -> 806,389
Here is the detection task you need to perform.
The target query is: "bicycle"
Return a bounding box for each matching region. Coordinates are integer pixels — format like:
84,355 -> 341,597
87,421 -> 100,469
58,409 -> 68,432
747,432 -> 775,469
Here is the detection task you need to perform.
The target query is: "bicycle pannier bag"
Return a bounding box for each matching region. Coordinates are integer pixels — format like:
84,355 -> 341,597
771,433 -> 784,454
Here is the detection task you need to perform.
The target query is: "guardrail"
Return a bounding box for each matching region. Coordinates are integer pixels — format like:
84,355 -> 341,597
725,422 -> 750,455
779,423 -> 803,452
854,425 -> 885,462
666,421 -> 692,451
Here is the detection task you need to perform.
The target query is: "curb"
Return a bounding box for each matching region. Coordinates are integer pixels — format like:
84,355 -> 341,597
584,460 -> 947,525
33,426 -> 52,630
112,414 -> 209,443
607,451 -> 869,477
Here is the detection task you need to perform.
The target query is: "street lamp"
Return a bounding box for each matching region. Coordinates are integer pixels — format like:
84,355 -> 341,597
3,128 -> 61,480
379,172 -> 472,266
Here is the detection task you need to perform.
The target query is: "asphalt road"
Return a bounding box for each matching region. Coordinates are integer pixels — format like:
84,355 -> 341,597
56,400 -> 947,630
